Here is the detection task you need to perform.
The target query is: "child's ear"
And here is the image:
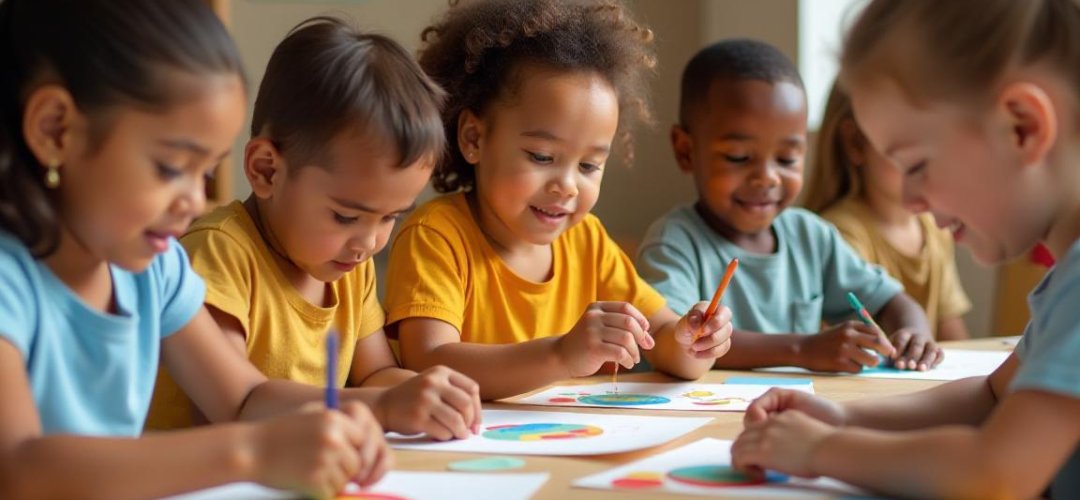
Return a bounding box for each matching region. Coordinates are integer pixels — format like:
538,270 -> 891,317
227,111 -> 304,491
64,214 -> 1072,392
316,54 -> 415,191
244,137 -> 286,199
21,85 -> 78,171
670,124 -> 694,174
999,82 -> 1057,169
457,109 -> 485,164
838,118 -> 867,168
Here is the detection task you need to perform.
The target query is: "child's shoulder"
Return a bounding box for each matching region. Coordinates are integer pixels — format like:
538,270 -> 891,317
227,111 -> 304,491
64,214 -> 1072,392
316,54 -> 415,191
775,206 -> 840,239
641,203 -> 706,246
0,231 -> 40,289
401,193 -> 472,232
182,201 -> 262,253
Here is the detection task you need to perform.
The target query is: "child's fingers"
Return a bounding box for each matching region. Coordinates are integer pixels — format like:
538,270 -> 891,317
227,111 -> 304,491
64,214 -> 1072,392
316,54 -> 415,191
600,312 -> 648,338
592,301 -> 650,331
704,305 -> 732,332
889,330 -> 914,362
596,341 -> 635,370
850,323 -> 894,357
439,385 -> 479,438
445,370 -> 483,433
600,327 -> 643,363
845,341 -> 882,367
743,388 -> 788,424
914,342 -> 941,371
429,402 -> 470,441
691,337 -> 731,359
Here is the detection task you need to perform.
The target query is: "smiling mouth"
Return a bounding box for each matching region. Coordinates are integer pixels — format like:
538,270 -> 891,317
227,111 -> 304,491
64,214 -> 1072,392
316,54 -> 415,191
530,205 -> 570,218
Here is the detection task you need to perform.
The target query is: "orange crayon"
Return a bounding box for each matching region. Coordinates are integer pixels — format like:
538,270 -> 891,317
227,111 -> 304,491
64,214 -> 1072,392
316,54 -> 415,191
694,258 -> 739,341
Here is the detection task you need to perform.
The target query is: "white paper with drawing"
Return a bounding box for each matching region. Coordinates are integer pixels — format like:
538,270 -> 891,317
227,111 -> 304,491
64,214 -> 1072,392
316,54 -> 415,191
760,349 -> 1010,381
509,381 -> 814,411
387,409 -> 711,455
575,438 -> 870,499
163,471 -> 550,500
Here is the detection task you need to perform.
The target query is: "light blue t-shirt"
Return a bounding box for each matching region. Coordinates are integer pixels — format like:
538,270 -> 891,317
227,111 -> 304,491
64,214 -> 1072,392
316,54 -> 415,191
636,204 -> 902,333
0,232 -> 204,437
1012,238 -> 1080,500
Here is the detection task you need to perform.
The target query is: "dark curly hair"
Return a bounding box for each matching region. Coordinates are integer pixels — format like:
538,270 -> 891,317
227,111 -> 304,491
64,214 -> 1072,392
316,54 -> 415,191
418,0 -> 656,193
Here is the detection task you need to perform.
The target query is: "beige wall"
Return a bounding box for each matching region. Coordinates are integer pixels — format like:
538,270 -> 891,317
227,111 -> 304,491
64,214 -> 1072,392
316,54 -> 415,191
224,0 -> 996,336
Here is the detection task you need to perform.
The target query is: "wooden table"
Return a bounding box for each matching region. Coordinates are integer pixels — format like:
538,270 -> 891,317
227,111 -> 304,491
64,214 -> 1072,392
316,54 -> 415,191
390,338 -> 1014,499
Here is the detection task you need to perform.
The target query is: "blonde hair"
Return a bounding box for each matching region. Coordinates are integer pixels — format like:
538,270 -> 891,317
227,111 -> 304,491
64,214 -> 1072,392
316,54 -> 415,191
840,0 -> 1080,111
803,82 -> 858,214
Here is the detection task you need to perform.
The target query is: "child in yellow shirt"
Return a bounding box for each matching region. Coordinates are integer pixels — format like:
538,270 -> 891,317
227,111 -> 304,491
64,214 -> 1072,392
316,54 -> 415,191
804,82 -> 972,340
147,17 -> 481,441
383,0 -> 733,400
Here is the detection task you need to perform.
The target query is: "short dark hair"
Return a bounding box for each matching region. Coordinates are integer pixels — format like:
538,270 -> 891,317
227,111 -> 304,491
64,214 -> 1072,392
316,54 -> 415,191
251,17 -> 446,171
0,0 -> 245,257
419,0 -> 656,193
679,38 -> 804,129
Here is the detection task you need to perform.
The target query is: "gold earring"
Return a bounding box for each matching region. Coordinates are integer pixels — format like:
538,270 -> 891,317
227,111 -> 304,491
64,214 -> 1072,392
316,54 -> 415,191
44,159 -> 61,189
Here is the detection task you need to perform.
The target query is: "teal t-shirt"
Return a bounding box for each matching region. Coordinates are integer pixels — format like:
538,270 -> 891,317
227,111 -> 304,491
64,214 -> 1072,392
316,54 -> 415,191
636,204 -> 901,333
1012,237 -> 1080,499
0,232 -> 205,436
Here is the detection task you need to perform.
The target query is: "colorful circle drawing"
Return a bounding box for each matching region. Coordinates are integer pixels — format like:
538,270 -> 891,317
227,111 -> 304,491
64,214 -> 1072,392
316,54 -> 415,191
681,390 -> 749,407
611,471 -> 664,489
577,393 -> 671,406
667,465 -> 788,487
482,423 -> 603,441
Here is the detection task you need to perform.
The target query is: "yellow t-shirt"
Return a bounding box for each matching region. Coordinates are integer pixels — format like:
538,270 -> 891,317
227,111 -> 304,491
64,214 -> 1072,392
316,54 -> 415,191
145,201 -> 385,430
384,193 -> 666,345
821,197 -> 971,337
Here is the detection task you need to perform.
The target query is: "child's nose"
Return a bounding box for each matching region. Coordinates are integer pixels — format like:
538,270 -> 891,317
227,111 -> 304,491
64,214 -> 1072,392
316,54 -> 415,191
901,180 -> 930,213
548,169 -> 579,197
748,161 -> 781,187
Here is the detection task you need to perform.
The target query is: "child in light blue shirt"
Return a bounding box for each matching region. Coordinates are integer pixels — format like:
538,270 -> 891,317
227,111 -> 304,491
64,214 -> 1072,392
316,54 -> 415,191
637,39 -> 937,373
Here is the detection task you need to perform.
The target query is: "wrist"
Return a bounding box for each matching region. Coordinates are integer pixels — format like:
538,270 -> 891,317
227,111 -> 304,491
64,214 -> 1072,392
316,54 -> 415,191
789,334 -> 808,367
371,390 -> 391,429
805,425 -> 840,478
229,423 -> 260,483
548,336 -> 573,379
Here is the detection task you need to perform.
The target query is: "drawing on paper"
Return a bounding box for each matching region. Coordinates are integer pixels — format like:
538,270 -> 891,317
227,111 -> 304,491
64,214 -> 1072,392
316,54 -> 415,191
482,423 -> 603,441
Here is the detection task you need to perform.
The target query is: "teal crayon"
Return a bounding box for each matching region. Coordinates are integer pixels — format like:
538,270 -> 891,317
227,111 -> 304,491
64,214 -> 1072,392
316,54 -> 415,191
846,292 -> 894,363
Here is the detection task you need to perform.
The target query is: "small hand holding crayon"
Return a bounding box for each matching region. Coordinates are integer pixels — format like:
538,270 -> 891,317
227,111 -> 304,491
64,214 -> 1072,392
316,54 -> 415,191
674,258 -> 737,359
884,327 -> 944,371
800,321 -> 894,373
372,366 -> 483,441
248,400 -> 391,497
555,301 -> 654,378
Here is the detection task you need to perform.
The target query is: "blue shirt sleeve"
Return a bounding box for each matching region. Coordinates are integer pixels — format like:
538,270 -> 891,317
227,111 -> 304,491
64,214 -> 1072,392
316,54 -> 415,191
1012,266 -> 1080,398
636,220 -> 700,316
155,239 -> 206,338
0,237 -> 37,357
819,220 -> 903,323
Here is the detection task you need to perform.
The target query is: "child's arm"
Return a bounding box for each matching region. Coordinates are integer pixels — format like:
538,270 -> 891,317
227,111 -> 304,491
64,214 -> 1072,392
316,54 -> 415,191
734,388 -> 1079,499
643,304 -> 733,380
397,301 -> 655,400
937,316 -> 970,341
745,354 -> 1018,431
349,329 -> 415,387
0,338 -> 388,499
712,322 -> 893,372
876,293 -> 942,370
204,308 -> 480,440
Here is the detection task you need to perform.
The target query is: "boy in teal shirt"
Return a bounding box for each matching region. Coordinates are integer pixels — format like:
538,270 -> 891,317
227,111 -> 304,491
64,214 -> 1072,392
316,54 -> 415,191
637,39 -> 938,373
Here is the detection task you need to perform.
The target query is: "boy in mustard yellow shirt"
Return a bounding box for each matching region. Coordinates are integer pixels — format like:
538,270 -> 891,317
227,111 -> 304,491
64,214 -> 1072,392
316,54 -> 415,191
147,17 -> 480,440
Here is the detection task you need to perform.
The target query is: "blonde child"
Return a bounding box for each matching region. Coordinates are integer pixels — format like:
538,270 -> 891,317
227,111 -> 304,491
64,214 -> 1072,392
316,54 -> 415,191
146,17 -> 482,441
0,1 -> 388,497
733,1 -> 1080,498
637,39 -> 941,373
804,82 -> 972,340
383,0 -> 733,400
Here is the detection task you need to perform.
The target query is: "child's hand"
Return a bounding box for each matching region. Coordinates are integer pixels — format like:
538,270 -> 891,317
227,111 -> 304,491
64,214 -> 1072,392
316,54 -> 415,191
249,402 -> 391,497
799,321 -> 895,373
555,301 -> 655,377
744,388 -> 847,427
732,410 -> 835,479
372,366 -> 482,440
674,302 -> 733,359
888,328 -> 943,371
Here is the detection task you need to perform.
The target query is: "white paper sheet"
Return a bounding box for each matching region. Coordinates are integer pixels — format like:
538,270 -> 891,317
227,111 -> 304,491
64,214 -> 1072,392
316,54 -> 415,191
387,409 -> 711,456
574,438 -> 874,499
759,349 -> 1009,381
509,381 -> 814,411
163,471 -> 550,500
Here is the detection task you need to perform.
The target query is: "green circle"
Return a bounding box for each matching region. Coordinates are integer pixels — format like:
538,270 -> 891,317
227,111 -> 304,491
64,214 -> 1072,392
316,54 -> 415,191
447,456 -> 526,472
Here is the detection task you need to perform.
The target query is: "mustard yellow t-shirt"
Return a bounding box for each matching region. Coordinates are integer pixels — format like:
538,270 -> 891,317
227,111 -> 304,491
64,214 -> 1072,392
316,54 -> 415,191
384,193 -> 666,345
821,197 -> 971,337
145,201 -> 385,430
